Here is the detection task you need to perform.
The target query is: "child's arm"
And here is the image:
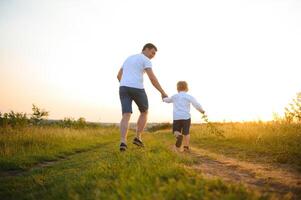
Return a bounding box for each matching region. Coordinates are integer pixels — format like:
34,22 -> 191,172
190,96 -> 205,113
163,97 -> 173,103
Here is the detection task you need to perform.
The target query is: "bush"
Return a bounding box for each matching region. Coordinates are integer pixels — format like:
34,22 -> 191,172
0,105 -> 99,129
284,92 -> 301,123
58,117 -> 89,129
147,123 -> 172,132
0,111 -> 28,128
0,104 -> 48,128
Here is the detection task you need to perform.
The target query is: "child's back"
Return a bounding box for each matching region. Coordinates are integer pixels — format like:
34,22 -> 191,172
163,91 -> 204,120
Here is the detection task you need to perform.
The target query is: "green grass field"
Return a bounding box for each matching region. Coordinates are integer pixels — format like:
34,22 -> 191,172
0,122 -> 300,200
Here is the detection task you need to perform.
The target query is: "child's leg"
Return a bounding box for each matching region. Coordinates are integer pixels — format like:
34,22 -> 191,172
174,131 -> 183,148
173,120 -> 183,149
183,134 -> 190,147
182,118 -> 191,151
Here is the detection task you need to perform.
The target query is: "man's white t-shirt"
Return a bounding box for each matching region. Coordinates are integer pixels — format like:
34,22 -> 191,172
120,53 -> 152,89
163,92 -> 204,120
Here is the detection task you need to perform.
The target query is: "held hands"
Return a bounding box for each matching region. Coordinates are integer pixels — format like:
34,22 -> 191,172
161,92 -> 168,99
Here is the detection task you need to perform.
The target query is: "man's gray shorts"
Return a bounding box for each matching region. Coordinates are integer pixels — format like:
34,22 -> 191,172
119,86 -> 148,114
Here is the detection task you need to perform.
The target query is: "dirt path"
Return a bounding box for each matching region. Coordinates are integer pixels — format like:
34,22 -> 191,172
186,147 -> 301,199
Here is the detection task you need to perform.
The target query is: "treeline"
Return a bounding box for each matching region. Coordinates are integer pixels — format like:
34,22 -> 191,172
1,92 -> 300,129
0,104 -> 99,129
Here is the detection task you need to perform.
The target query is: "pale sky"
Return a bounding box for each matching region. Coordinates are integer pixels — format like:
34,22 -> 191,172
1,0 -> 301,123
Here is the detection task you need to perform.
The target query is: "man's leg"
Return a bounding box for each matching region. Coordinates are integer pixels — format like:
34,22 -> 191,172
136,111 -> 148,140
120,113 -> 131,144
131,87 -> 148,146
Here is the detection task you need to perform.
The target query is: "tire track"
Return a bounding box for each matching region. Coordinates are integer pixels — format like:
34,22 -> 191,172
0,143 -> 108,178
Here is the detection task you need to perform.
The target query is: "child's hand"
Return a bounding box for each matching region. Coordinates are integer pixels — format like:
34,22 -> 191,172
161,93 -> 168,99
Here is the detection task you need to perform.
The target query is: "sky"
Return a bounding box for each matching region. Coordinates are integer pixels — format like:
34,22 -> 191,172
1,0 -> 301,123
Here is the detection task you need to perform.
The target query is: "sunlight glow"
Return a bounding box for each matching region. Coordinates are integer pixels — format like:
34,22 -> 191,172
1,0 -> 301,122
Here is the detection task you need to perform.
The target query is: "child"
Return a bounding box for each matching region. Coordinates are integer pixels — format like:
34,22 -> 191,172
163,81 -> 205,152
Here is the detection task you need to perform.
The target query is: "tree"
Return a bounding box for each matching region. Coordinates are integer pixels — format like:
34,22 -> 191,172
76,117 -> 87,128
31,104 -> 49,125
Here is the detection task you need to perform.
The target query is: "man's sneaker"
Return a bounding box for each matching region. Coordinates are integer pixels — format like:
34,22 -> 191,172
133,137 -> 144,147
120,143 -> 127,151
183,146 -> 190,153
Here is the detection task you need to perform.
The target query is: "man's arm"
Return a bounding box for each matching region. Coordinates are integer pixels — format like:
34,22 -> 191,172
145,68 -> 167,98
117,68 -> 123,82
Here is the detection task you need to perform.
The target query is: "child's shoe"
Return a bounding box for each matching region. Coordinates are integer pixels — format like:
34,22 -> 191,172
183,146 -> 190,153
173,145 -> 182,153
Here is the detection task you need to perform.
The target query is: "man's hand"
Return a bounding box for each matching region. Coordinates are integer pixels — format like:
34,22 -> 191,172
161,93 -> 168,99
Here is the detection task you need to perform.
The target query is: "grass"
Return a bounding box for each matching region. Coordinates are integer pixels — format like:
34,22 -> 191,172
0,126 -> 118,171
176,122 -> 301,171
0,126 -> 273,200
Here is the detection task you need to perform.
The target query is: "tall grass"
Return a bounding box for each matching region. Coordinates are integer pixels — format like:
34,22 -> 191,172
188,122 -> 301,170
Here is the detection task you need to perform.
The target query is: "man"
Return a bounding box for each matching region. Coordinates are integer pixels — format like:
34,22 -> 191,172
117,43 -> 168,151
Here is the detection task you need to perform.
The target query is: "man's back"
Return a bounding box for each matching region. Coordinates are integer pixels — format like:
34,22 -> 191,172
120,54 -> 152,89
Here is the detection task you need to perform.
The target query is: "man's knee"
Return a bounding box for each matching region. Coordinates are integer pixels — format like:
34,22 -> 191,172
141,110 -> 148,115
122,113 -> 131,120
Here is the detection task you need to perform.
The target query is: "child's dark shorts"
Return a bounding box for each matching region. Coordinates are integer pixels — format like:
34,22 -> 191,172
173,118 -> 191,135
119,86 -> 148,114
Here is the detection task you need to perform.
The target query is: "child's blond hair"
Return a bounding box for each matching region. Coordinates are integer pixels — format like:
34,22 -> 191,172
177,81 -> 188,92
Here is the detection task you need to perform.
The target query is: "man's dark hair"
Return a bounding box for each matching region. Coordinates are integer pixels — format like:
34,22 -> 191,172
142,43 -> 157,51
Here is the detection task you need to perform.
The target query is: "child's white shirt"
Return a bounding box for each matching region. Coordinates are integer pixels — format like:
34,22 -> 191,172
163,91 -> 204,120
